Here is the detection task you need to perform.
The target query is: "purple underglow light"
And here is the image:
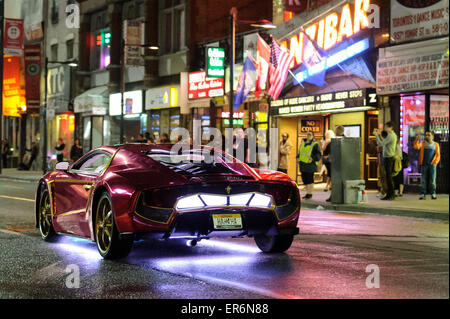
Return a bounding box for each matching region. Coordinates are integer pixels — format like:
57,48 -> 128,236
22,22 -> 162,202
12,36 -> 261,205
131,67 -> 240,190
56,239 -> 103,261
197,239 -> 261,254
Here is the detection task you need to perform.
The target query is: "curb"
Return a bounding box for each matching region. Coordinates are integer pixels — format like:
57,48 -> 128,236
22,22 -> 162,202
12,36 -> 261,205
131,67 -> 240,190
0,175 -> 40,183
301,201 -> 449,221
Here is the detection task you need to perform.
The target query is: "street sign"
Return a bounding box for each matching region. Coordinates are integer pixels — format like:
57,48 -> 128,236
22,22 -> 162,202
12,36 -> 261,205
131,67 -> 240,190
206,47 -> 225,78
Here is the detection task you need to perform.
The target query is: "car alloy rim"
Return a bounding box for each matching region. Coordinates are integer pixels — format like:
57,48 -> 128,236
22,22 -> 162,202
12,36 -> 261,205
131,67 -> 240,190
96,198 -> 113,254
39,192 -> 52,237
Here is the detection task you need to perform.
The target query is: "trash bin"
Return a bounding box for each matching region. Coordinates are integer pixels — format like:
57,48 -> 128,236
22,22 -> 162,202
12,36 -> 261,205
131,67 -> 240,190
343,180 -> 365,204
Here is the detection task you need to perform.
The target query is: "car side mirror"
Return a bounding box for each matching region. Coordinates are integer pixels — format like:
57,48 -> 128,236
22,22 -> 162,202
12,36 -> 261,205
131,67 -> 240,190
55,162 -> 70,171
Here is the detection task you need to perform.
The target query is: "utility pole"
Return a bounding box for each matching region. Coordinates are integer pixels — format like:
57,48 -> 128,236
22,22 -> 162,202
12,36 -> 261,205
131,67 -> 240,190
0,0 -> 4,174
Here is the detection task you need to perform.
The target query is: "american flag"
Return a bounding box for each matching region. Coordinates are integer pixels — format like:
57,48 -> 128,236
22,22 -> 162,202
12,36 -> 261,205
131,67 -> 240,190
267,39 -> 294,101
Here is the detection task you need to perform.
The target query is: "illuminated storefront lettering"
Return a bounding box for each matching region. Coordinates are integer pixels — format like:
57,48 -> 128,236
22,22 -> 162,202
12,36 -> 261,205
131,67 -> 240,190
281,0 -> 372,69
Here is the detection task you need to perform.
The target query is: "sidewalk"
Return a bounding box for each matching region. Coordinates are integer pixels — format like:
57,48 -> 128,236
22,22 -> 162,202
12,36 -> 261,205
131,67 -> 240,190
0,168 -> 43,183
0,169 -> 448,221
300,183 -> 449,221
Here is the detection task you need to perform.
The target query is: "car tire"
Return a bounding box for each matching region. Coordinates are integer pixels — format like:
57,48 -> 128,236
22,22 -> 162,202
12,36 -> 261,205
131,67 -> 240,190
254,234 -> 294,253
38,188 -> 58,242
95,192 -> 133,259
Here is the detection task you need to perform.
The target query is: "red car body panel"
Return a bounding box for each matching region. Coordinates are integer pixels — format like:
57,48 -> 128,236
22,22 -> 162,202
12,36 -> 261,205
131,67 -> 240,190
35,144 -> 301,241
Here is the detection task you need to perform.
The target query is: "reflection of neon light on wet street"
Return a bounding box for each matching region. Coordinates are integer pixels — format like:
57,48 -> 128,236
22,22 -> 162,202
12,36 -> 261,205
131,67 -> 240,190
55,238 -> 103,261
197,239 -> 261,254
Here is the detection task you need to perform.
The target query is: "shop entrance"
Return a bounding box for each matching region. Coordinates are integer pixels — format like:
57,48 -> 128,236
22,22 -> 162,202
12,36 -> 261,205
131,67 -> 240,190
365,113 -> 379,189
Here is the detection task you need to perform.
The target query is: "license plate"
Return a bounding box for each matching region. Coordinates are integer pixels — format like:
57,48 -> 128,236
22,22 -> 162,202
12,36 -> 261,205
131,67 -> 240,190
212,214 -> 242,230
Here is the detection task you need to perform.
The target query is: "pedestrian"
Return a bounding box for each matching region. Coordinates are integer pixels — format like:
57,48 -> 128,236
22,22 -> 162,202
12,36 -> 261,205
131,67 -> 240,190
233,128 -> 249,164
297,131 -> 322,199
322,130 -> 335,192
1,139 -> 10,168
159,133 -> 170,143
375,122 -> 397,200
414,131 -> 441,200
393,140 -> 405,197
136,134 -> 146,143
376,130 -> 388,198
28,141 -> 39,170
70,138 -> 83,163
335,125 -> 345,137
55,138 -> 66,163
278,133 -> 292,174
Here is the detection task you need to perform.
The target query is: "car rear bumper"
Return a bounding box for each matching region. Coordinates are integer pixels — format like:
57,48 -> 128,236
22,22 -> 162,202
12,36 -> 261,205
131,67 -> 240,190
163,209 -> 299,239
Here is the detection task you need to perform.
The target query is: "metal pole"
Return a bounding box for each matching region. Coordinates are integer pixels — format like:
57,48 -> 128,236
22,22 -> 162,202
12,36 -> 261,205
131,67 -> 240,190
42,57 -> 48,175
229,8 -> 236,145
0,0 -> 4,174
120,39 -> 125,144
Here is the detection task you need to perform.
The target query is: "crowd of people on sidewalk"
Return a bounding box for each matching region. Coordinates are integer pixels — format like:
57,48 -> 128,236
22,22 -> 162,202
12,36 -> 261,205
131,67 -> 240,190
277,122 -> 442,201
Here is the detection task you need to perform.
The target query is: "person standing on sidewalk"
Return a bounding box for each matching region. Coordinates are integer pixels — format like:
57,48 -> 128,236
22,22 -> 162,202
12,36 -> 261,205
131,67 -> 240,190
55,138 -> 66,163
375,122 -> 397,200
278,133 -> 292,174
297,131 -> 322,199
414,131 -> 441,200
322,130 -> 335,192
70,138 -> 83,163
1,139 -> 10,168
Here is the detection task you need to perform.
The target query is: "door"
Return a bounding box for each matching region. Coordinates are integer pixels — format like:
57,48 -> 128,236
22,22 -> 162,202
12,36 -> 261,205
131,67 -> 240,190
53,151 -> 112,237
365,114 -> 379,189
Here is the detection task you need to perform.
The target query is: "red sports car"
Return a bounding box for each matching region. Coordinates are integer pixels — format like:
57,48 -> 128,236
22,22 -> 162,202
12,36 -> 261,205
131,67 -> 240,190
35,144 -> 300,259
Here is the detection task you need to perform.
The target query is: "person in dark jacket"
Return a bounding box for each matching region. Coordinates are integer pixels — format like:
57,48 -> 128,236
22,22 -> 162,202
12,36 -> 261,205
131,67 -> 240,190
297,131 -> 322,199
70,138 -> 83,163
55,138 -> 65,163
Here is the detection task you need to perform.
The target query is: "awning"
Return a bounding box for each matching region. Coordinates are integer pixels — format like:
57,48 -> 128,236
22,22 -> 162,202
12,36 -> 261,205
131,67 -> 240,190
74,86 -> 108,115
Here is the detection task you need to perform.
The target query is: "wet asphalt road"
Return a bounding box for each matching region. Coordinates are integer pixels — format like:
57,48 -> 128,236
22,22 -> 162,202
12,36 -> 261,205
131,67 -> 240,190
0,179 -> 448,299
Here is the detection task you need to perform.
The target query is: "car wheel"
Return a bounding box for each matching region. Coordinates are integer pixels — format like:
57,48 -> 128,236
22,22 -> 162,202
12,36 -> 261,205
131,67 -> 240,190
95,192 -> 133,259
254,234 -> 294,253
38,188 -> 58,241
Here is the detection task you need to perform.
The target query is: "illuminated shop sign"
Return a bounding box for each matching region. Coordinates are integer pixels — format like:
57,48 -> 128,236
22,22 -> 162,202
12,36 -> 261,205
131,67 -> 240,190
188,71 -> 224,100
206,47 -> 225,78
301,119 -> 322,133
109,90 -> 143,116
295,37 -> 372,83
281,0 -> 376,69
221,111 -> 244,119
145,86 -> 179,110
270,88 -> 378,115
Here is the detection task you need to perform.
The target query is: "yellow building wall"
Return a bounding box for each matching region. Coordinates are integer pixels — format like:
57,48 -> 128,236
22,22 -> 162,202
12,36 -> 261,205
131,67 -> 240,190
330,112 -> 365,180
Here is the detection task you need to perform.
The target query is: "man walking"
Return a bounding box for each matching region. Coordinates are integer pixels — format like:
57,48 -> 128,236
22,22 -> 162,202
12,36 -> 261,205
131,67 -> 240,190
414,131 -> 441,200
375,122 -> 397,200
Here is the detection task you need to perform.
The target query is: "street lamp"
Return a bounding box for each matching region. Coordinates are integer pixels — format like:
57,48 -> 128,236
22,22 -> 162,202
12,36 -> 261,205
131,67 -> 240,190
228,8 -> 275,132
42,59 -> 78,175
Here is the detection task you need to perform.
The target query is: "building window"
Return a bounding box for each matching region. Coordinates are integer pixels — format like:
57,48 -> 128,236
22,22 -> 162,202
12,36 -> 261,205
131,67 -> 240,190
161,0 -> 185,54
66,40 -> 74,60
51,44 -> 58,61
51,0 -> 59,24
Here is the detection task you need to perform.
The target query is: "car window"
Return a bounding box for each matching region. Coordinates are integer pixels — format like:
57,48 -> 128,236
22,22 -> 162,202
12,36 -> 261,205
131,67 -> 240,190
74,153 -> 112,174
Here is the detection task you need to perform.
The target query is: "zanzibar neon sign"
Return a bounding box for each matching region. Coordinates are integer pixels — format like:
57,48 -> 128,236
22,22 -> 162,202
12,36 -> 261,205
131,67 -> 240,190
281,0 -> 377,69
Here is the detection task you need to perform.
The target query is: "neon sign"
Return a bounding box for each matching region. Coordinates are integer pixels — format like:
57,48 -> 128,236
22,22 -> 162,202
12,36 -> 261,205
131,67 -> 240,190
294,38 -> 371,83
281,0 -> 372,69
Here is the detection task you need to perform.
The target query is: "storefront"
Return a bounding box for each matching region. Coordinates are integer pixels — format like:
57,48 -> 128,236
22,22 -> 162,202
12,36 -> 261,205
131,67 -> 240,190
145,85 -> 180,141
46,64 -> 74,161
188,71 -> 225,143
73,85 -> 109,153
109,90 -> 146,144
377,36 -> 449,193
270,88 -> 379,185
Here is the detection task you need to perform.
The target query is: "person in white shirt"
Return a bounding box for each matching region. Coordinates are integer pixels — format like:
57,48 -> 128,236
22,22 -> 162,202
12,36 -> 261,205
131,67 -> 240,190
375,122 -> 397,200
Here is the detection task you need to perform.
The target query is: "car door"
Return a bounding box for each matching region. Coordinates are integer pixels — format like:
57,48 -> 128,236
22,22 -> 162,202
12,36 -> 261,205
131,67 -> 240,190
53,151 -> 112,237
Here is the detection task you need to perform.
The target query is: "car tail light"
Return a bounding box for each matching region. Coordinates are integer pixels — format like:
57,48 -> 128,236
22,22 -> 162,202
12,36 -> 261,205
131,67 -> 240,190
174,193 -> 273,211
